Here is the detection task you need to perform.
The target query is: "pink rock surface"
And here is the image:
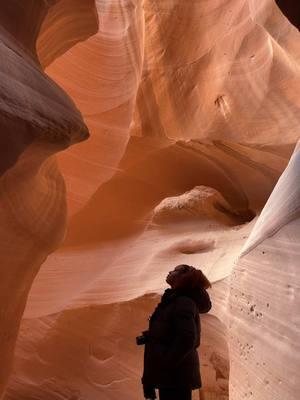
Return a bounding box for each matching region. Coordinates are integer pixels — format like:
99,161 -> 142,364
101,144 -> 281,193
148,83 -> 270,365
228,142 -> 300,400
0,0 -> 299,399
46,0 -> 145,215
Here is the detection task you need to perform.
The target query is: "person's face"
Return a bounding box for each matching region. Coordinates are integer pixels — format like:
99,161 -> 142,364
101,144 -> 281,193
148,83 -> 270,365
166,265 -> 190,288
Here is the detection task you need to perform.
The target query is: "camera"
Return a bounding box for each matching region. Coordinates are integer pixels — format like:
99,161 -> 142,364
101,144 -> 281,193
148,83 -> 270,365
136,330 -> 149,345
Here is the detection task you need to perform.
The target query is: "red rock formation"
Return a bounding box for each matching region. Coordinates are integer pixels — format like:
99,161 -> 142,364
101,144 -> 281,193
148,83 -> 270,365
45,0 -> 145,215
0,0 -> 299,399
0,0 -> 97,396
37,0 -> 99,68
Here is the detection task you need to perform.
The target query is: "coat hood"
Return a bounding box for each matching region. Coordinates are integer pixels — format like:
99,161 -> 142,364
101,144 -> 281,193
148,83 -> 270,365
162,287 -> 212,314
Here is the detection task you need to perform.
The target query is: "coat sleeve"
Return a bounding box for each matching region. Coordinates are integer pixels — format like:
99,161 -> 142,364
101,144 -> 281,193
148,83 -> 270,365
165,297 -> 197,367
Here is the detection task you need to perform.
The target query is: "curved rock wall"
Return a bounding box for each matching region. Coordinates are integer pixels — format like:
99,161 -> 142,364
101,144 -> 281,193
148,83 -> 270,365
131,0 -> 300,143
0,0 -> 299,399
228,143 -> 300,400
37,0 -> 99,68
0,0 -> 98,396
45,0 -> 145,215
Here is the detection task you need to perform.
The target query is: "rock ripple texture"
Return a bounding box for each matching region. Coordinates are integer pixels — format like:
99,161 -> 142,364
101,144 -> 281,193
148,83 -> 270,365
0,0 -> 299,400
152,185 -> 254,226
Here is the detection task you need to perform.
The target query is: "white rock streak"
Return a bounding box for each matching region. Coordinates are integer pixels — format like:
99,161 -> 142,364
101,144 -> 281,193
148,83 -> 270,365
241,141 -> 300,256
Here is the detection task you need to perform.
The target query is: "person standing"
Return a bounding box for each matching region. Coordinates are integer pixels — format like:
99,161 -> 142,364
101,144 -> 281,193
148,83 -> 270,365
137,264 -> 212,400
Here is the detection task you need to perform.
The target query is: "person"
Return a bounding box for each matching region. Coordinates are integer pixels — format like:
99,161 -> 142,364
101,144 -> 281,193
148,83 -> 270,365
138,264 -> 212,400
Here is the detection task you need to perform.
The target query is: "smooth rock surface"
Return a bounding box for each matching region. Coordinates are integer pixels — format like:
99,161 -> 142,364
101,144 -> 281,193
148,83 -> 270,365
0,0 -> 299,399
228,142 -> 300,400
0,0 -> 97,396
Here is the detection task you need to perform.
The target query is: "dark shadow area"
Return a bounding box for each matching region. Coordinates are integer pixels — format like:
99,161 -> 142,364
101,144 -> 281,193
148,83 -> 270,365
276,0 -> 300,30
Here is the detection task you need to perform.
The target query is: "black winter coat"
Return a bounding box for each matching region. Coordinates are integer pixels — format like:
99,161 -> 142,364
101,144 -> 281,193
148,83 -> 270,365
142,287 -> 212,390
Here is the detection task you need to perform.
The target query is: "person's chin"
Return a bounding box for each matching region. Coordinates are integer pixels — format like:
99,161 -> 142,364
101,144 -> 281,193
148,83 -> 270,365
166,276 -> 173,286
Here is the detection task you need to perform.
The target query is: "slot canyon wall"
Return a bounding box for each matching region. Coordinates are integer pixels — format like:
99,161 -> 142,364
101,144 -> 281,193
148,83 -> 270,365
0,0 -> 299,399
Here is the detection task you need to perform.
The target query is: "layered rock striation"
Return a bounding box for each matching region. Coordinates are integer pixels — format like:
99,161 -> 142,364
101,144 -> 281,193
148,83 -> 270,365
0,0 -> 299,400
38,0 -> 99,68
0,0 -> 98,396
228,142 -> 300,400
45,0 -> 145,216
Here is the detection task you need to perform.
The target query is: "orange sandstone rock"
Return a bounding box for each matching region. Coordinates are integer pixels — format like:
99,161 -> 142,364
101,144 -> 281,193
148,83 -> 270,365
0,0 -> 299,399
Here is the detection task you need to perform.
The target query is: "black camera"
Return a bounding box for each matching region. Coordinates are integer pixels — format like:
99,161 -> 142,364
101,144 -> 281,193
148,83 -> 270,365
136,330 -> 149,345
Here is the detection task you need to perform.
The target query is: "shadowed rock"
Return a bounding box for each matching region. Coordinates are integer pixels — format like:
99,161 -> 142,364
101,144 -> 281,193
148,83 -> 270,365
0,0 -> 97,395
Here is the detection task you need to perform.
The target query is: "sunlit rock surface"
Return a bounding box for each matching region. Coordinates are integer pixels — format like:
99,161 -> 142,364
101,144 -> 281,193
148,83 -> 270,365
45,0 -> 145,215
6,299 -> 230,400
228,142 -> 300,400
37,0 -> 99,68
0,0 -> 299,399
152,185 -> 255,226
